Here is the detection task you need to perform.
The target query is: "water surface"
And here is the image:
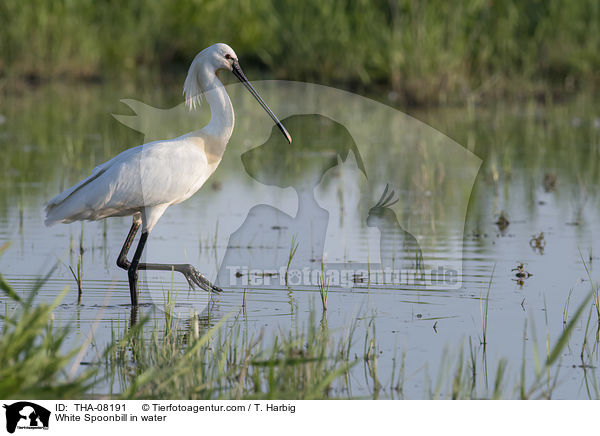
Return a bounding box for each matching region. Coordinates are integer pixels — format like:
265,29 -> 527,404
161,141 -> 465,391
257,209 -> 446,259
1,82 -> 599,398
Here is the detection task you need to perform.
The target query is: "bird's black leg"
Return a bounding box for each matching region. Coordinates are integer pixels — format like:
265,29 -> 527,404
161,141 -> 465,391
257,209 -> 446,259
128,231 -> 149,306
122,224 -> 222,305
126,230 -> 222,306
116,219 -> 140,270
129,304 -> 138,327
137,262 -> 223,294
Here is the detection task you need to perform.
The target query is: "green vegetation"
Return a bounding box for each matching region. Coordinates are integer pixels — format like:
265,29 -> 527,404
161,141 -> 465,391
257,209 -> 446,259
479,266 -> 493,346
2,0 -> 600,402
112,313 -> 357,399
0,267 -> 96,399
284,234 -> 299,286
2,263 -> 600,399
318,260 -> 330,311
1,0 -> 598,104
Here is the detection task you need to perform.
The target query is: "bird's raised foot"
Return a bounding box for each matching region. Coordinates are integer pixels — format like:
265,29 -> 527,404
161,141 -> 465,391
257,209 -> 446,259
178,264 -> 223,293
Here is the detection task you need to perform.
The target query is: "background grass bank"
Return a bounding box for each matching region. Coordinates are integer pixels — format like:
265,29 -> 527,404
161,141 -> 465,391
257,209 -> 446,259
1,0 -> 599,104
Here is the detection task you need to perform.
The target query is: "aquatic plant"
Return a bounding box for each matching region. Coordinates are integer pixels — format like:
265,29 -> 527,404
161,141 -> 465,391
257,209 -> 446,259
0,265 -> 96,398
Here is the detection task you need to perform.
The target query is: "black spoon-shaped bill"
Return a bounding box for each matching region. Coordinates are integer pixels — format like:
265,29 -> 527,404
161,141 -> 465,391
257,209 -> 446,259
231,61 -> 292,144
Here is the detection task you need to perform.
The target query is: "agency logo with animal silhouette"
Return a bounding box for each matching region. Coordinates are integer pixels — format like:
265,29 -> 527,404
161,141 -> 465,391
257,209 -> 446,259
2,402 -> 50,433
80,77 -> 481,315
216,113 -> 368,286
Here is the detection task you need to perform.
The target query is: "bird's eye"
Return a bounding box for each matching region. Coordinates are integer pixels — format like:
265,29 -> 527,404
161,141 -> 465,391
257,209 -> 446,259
225,54 -> 232,60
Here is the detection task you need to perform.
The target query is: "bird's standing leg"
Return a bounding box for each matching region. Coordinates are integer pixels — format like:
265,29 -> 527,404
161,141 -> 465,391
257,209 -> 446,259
129,305 -> 138,327
128,231 -> 149,306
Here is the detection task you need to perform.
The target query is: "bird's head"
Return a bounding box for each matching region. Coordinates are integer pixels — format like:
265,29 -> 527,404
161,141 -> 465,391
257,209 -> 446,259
205,43 -> 239,73
184,43 -> 291,143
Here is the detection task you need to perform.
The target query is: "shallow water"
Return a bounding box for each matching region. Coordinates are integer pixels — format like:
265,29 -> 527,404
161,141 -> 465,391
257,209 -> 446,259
1,81 -> 600,398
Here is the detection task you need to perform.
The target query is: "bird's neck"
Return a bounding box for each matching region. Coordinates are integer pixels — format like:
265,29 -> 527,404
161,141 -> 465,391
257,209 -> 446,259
198,66 -> 235,148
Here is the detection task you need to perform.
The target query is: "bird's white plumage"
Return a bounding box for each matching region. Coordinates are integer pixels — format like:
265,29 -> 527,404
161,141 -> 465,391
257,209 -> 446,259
43,43 -> 293,302
44,43 -> 238,232
44,136 -> 217,229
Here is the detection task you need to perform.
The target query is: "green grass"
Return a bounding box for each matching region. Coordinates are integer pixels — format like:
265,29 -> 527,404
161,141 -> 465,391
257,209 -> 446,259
110,311 -> 358,399
284,234 -> 299,286
563,288 -> 574,327
480,266 -> 494,346
0,264 -> 598,399
0,269 -> 96,399
318,260 -> 330,311
68,255 -> 83,304
580,252 -> 600,324
1,0 -> 599,104
242,288 -> 248,313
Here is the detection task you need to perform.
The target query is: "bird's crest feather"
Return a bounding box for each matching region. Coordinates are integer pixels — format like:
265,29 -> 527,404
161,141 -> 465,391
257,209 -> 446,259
183,55 -> 205,111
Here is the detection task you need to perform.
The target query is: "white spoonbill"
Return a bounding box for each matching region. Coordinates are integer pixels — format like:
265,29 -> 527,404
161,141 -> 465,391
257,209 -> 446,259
44,43 -> 292,305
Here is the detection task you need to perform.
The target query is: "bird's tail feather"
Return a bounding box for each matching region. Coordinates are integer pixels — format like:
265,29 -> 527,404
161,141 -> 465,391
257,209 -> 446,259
43,168 -> 108,226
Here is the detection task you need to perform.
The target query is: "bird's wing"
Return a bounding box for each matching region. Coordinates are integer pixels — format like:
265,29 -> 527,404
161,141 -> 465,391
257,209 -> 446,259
132,138 -> 212,206
45,146 -> 141,209
44,137 -> 211,224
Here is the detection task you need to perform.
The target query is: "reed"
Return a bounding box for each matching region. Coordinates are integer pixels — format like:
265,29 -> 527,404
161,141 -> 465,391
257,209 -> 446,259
110,310 -> 358,399
284,234 -> 299,286
480,266 -> 494,346
318,260 -> 330,311
2,0 -> 599,104
0,269 -> 96,398
68,253 -> 83,304
0,261 -> 598,399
